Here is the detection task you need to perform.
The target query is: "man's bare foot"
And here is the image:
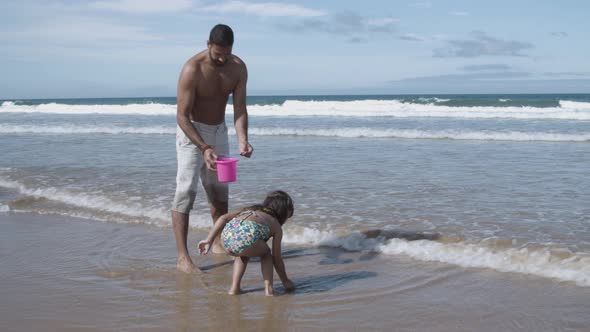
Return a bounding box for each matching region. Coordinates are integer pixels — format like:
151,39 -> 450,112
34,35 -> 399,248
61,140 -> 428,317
177,256 -> 200,273
264,285 -> 274,296
228,287 -> 242,295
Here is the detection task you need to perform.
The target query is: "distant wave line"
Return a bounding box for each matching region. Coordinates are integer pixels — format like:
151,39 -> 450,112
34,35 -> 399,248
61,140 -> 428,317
249,128 -> 590,142
2,99 -> 590,120
1,124 -> 588,142
0,124 -> 174,134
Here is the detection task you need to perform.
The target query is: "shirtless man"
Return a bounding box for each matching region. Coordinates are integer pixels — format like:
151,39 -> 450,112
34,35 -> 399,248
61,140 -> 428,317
172,24 -> 253,273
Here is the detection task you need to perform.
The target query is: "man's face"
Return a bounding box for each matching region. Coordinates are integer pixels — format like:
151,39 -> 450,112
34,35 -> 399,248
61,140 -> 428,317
208,42 -> 232,67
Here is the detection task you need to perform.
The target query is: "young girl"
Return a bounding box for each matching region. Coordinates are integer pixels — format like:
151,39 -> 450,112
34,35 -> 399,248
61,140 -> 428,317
198,190 -> 295,296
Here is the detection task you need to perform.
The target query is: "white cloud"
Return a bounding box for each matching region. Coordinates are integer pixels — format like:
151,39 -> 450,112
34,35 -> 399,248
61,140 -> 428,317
90,0 -> 194,13
462,64 -> 512,71
408,2 -> 431,9
450,11 -> 469,16
279,12 -> 398,41
367,17 -> 399,30
2,16 -> 162,44
199,1 -> 326,17
434,31 -> 534,58
550,31 -> 568,38
399,33 -> 425,42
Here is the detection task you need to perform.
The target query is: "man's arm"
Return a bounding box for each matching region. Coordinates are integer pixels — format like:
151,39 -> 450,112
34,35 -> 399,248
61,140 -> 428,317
177,63 -> 217,170
232,63 -> 253,158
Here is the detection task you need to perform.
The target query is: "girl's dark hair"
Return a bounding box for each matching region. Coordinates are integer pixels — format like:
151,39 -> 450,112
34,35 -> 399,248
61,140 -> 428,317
209,24 -> 234,47
242,190 -> 294,225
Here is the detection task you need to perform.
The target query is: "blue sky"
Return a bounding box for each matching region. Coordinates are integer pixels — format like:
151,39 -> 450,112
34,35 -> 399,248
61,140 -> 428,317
1,0 -> 589,98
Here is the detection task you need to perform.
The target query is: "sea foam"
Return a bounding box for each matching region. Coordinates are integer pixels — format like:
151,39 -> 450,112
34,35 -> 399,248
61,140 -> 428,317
0,124 -> 174,135
283,225 -> 590,287
1,124 -> 587,142
559,100 -> 590,110
248,128 -> 590,142
0,176 -> 216,228
0,102 -> 176,115
2,99 -> 590,120
2,175 -> 589,287
0,177 -> 167,224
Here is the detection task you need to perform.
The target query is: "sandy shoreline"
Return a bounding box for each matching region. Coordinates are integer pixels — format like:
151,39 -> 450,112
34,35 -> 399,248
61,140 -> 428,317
1,212 -> 588,331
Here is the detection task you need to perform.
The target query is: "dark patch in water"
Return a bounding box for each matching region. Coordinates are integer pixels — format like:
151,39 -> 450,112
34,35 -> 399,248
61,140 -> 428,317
285,271 -> 378,294
362,229 -> 440,241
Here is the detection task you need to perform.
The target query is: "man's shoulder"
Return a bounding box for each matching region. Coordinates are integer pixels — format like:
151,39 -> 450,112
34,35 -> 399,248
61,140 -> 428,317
229,55 -> 247,77
184,51 -> 208,68
231,54 -> 245,64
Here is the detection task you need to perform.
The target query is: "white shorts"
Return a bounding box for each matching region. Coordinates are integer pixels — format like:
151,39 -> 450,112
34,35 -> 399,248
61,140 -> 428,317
171,121 -> 230,214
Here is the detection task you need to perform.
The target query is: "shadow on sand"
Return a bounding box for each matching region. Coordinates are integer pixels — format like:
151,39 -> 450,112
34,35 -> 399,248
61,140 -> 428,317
239,271 -> 378,295
201,229 -> 438,270
285,271 -> 378,294
198,229 -> 435,293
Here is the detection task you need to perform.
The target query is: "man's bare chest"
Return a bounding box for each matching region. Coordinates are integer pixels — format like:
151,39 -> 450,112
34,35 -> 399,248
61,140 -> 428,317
197,70 -> 238,97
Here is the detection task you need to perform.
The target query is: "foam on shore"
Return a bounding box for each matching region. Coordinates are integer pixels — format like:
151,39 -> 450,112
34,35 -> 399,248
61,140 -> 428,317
2,175 -> 589,287
283,226 -> 590,287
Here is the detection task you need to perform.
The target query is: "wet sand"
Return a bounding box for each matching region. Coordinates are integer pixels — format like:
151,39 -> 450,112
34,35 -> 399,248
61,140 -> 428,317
1,213 -> 588,331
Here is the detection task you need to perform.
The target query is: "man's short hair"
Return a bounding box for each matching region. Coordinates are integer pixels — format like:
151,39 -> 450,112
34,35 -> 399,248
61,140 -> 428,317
209,24 -> 234,47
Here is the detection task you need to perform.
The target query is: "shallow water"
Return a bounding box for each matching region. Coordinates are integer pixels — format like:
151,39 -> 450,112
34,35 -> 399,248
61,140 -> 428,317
1,213 -> 589,331
1,94 -> 590,309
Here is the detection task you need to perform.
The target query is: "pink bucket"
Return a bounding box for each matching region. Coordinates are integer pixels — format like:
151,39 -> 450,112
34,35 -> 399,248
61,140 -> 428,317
215,157 -> 238,183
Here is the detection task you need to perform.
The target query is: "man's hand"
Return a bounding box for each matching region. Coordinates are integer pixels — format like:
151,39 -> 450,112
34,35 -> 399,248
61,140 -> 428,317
203,148 -> 218,171
239,141 -> 253,158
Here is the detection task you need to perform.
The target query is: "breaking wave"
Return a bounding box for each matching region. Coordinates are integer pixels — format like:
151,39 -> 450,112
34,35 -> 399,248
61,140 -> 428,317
1,124 -> 587,142
2,99 -> 590,120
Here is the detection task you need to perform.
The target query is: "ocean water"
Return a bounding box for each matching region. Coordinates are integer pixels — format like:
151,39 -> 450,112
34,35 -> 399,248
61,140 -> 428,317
1,94 -> 589,288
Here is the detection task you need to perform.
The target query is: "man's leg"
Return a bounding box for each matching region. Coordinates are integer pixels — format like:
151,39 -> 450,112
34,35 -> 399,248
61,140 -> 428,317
209,199 -> 228,253
201,170 -> 229,254
172,125 -> 201,272
201,124 -> 230,254
201,166 -> 228,254
172,211 -> 199,273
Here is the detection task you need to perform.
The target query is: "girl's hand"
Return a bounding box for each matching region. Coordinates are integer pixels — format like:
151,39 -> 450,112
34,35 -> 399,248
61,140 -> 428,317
283,279 -> 295,292
198,240 -> 211,255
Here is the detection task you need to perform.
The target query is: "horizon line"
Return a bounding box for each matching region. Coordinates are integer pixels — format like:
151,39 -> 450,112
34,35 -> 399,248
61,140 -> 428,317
2,92 -> 590,101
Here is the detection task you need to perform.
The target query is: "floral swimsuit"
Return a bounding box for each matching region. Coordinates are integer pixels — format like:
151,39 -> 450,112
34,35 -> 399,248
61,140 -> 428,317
221,210 -> 271,256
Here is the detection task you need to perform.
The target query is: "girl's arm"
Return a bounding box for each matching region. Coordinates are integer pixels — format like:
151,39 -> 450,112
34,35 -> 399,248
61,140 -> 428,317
271,227 -> 294,291
198,210 -> 240,255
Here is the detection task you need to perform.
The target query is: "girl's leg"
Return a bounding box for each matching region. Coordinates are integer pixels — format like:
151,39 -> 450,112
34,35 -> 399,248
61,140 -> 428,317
229,256 -> 249,295
241,240 -> 274,296
260,252 -> 274,296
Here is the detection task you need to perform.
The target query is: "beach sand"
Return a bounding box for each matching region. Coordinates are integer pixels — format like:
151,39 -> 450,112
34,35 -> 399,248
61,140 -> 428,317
1,212 -> 588,331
